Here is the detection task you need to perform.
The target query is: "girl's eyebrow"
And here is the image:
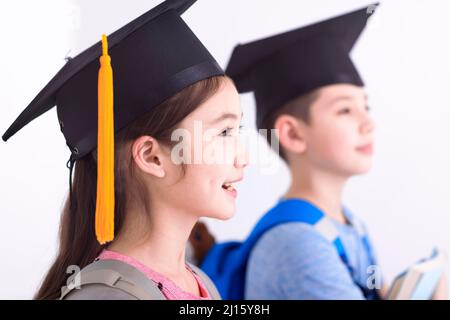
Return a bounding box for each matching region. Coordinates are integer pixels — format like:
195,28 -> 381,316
209,111 -> 243,124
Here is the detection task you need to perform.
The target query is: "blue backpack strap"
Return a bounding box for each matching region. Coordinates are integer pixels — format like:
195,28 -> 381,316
313,215 -> 349,266
247,199 -> 356,284
342,208 -> 378,267
342,208 -> 381,300
202,199 -> 340,299
348,212 -> 376,264
201,199 -> 379,300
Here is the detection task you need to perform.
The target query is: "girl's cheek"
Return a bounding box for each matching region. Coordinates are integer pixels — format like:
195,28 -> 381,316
199,138 -> 217,163
224,139 -> 238,164
207,138 -> 236,165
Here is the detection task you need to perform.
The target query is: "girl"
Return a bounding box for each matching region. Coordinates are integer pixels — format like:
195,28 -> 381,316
2,0 -> 247,300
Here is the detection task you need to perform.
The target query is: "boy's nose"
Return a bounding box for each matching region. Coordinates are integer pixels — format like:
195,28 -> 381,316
360,115 -> 375,135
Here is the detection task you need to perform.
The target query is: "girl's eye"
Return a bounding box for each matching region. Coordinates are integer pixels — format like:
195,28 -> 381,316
219,127 -> 234,137
219,124 -> 244,137
366,105 -> 371,113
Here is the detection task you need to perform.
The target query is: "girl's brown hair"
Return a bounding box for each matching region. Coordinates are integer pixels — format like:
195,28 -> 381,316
34,76 -> 228,300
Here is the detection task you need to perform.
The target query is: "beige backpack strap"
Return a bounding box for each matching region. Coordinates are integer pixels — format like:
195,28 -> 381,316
59,259 -> 165,300
188,263 -> 222,300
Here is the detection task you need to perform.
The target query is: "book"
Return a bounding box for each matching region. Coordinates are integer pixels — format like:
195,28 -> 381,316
388,248 -> 446,300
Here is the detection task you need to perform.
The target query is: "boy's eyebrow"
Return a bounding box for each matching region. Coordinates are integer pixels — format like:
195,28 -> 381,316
209,111 -> 243,124
328,94 -> 368,105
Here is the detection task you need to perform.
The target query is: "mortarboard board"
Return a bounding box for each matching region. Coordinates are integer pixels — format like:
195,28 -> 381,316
2,0 -> 223,156
2,0 -> 224,244
226,3 -> 379,129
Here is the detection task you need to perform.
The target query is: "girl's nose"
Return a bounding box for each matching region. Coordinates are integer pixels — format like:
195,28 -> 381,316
234,138 -> 249,168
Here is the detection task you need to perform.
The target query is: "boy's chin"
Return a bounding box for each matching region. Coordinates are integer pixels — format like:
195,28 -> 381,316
343,162 -> 373,176
330,160 -> 372,177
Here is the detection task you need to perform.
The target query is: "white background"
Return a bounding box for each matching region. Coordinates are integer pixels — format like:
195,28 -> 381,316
1,0 -> 450,299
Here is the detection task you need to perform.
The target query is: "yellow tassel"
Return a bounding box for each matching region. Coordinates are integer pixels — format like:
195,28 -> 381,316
95,34 -> 115,245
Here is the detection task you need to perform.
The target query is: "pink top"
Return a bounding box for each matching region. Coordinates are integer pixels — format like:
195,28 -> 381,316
96,249 -> 211,300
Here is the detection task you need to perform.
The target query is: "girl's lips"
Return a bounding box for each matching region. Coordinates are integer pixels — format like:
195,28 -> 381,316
221,176 -> 242,200
222,185 -> 238,199
356,143 -> 373,155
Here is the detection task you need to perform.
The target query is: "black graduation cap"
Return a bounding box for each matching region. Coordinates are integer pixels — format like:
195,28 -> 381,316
226,3 -> 379,129
1,0 -> 224,245
2,0 -> 224,160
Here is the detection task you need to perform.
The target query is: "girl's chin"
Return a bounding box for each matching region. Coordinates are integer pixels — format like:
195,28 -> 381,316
204,207 -> 236,221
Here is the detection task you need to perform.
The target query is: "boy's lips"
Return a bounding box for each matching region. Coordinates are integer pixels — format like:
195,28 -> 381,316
355,143 -> 374,155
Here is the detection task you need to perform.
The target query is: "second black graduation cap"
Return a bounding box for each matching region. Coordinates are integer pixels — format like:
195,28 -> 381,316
226,3 -> 379,129
2,0 -> 224,159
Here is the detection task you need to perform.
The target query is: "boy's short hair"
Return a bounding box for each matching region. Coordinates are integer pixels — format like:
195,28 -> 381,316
260,89 -> 320,163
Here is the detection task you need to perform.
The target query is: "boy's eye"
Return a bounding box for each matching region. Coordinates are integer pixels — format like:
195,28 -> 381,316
338,107 -> 351,115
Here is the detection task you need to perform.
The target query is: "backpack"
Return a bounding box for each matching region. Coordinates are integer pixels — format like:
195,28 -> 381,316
59,258 -> 221,300
200,198 -> 378,300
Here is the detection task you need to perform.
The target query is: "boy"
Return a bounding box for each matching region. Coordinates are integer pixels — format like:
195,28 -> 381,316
191,4 -> 446,300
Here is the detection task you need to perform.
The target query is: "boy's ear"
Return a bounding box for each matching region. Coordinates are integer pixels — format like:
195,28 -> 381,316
132,136 -> 166,178
274,114 -> 307,156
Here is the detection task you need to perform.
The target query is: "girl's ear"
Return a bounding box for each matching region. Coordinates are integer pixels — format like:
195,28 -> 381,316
132,136 -> 166,178
274,114 -> 307,156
